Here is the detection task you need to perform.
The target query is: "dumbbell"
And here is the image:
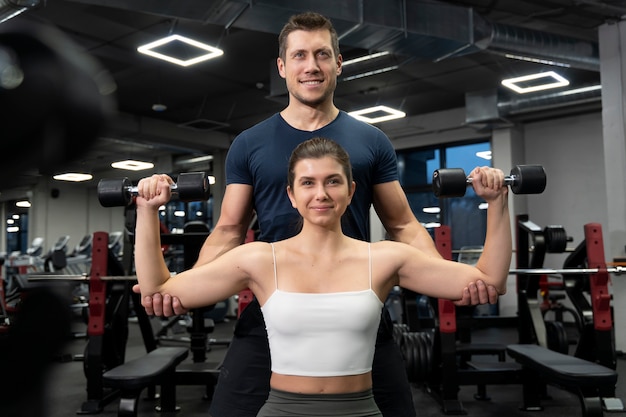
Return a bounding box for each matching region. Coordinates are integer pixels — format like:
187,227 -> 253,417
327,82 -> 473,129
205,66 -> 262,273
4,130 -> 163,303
97,172 -> 210,207
432,164 -> 546,198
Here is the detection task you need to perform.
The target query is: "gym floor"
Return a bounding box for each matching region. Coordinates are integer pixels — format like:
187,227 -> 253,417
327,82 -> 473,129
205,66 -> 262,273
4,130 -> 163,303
38,314 -> 626,417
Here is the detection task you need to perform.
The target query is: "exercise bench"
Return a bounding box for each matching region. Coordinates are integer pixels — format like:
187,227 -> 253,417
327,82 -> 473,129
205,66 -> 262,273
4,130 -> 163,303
102,346 -> 189,416
507,344 -> 620,417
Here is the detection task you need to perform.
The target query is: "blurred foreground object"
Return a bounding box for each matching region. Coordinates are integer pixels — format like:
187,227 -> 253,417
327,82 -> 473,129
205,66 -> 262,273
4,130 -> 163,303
0,18 -> 116,176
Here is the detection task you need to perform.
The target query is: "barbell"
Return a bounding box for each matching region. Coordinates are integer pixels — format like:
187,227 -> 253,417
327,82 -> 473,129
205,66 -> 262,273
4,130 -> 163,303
28,274 -> 137,281
432,164 -> 547,198
509,266 -> 626,275
97,171 -> 210,207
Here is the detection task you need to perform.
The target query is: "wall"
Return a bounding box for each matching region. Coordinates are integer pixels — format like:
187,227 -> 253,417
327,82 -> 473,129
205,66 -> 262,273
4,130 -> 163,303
29,179 -> 125,256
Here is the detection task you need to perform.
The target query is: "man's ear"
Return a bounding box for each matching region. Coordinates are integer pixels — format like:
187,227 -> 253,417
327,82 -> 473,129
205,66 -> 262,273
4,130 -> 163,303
336,54 -> 343,76
277,57 -> 286,79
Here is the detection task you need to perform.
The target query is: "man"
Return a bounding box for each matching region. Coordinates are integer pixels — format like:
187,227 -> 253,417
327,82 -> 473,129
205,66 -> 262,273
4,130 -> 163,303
137,11 -> 499,417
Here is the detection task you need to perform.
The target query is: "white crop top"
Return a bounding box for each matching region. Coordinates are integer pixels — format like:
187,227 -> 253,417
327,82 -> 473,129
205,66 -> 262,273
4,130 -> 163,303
261,243 -> 383,377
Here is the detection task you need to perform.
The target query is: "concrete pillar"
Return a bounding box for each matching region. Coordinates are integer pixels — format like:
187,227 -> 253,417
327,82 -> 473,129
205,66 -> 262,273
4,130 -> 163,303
599,21 -> 626,352
599,22 -> 626,260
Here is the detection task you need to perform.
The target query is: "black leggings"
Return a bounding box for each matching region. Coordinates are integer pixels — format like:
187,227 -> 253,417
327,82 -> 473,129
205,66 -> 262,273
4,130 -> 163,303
256,388 -> 382,417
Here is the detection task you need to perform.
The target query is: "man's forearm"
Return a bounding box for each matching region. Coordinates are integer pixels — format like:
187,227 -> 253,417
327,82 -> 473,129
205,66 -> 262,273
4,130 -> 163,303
387,221 -> 443,259
194,224 -> 248,267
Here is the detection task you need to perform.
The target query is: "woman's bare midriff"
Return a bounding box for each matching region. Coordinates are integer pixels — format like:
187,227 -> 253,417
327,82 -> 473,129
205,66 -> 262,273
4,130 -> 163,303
270,372 -> 373,394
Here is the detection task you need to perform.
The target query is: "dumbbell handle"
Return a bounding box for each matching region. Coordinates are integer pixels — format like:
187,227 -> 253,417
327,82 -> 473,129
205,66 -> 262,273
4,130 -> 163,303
127,183 -> 181,195
465,175 -> 518,187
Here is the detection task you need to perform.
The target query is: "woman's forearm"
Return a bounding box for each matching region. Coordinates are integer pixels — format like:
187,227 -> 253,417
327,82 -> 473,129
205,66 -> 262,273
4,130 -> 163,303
475,193 -> 512,294
134,206 -> 172,296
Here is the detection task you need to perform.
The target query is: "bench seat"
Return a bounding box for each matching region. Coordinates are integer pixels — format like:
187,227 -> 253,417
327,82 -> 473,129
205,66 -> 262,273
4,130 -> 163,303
103,347 -> 189,417
507,344 -> 618,417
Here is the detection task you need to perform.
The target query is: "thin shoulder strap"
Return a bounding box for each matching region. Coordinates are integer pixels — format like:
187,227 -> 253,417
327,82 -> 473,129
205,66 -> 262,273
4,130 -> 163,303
368,242 -> 372,290
270,242 -> 278,290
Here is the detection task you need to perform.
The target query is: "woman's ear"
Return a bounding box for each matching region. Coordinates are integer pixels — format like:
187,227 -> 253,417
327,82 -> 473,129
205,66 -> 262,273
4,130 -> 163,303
287,185 -> 297,208
347,181 -> 356,202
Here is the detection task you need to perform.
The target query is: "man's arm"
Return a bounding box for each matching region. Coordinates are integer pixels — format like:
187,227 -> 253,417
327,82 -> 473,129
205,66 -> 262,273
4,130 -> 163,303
372,180 -> 498,305
135,183 -> 255,316
195,184 -> 255,266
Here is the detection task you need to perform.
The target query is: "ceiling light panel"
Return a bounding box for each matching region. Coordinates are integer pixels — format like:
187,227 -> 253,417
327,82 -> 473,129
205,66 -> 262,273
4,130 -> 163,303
111,160 -> 154,171
137,35 -> 223,67
348,105 -> 406,124
53,173 -> 93,182
501,71 -> 569,94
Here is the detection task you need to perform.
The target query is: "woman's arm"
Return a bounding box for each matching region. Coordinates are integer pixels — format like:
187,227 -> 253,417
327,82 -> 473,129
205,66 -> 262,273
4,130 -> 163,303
134,175 -> 256,310
391,167 -> 511,299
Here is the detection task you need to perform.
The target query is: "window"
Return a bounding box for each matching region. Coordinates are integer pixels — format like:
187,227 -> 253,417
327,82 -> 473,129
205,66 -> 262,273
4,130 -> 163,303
397,140 -> 491,251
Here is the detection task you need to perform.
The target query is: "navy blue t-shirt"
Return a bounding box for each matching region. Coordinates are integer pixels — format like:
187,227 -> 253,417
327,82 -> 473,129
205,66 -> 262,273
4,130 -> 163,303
225,111 -> 398,242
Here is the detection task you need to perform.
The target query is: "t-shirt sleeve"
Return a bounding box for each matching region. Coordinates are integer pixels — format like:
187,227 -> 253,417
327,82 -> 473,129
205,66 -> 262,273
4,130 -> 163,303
225,134 -> 252,185
373,131 -> 399,185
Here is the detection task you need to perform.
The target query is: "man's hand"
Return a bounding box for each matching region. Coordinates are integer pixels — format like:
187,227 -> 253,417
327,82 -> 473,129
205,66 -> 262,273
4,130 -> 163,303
454,280 -> 499,306
132,284 -> 187,316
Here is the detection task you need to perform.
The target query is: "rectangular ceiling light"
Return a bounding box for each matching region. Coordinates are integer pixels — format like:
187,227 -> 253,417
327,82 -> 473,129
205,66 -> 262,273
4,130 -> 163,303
137,34 -> 223,67
343,51 -> 390,67
53,173 -> 93,182
348,105 -> 406,124
111,160 -> 154,171
501,71 -> 569,94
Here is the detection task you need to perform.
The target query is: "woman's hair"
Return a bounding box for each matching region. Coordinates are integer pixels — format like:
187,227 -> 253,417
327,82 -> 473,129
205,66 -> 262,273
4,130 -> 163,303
278,11 -> 340,61
288,137 -> 352,189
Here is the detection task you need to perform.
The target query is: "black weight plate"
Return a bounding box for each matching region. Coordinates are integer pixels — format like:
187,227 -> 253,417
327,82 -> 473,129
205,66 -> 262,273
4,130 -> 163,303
432,168 -> 467,198
97,177 -> 131,207
509,164 -> 546,194
544,225 -> 567,253
421,332 -> 434,382
176,172 -> 209,201
415,332 -> 426,382
545,320 -> 569,354
408,332 -> 420,381
402,332 -> 414,380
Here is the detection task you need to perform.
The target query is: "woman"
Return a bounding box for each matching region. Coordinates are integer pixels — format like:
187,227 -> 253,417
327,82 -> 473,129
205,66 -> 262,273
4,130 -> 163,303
134,137 -> 511,416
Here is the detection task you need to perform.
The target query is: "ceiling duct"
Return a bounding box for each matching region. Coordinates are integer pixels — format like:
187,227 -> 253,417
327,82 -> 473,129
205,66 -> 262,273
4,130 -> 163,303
66,0 -> 599,71
474,21 -> 599,72
466,84 -> 602,124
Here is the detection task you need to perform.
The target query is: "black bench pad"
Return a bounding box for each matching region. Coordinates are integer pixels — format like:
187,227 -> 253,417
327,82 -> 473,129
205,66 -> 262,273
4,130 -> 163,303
103,347 -> 189,390
507,344 -> 617,388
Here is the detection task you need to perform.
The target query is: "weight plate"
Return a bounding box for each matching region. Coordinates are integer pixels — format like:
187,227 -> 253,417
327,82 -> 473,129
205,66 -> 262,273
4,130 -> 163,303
176,171 -> 209,201
97,177 -> 132,207
410,333 -> 421,382
544,225 -> 567,253
402,332 -> 414,380
432,168 -> 467,198
545,320 -> 569,354
510,164 -> 546,195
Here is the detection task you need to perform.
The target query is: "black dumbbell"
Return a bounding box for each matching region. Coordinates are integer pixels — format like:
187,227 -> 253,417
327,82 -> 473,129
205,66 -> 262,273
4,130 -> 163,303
97,172 -> 210,207
432,164 -> 546,198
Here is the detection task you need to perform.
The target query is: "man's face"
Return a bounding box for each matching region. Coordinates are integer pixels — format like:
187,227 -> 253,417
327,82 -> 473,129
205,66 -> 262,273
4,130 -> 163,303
277,29 -> 342,107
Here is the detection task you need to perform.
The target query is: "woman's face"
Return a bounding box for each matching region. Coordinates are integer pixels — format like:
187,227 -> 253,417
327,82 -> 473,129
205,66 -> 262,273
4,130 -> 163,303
287,156 -> 355,228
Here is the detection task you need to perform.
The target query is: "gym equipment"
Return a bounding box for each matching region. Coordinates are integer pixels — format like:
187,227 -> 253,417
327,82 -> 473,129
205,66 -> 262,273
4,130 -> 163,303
97,172 -> 210,207
510,266 -> 626,275
432,164 -> 546,197
507,344 -> 619,416
102,347 -> 189,416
